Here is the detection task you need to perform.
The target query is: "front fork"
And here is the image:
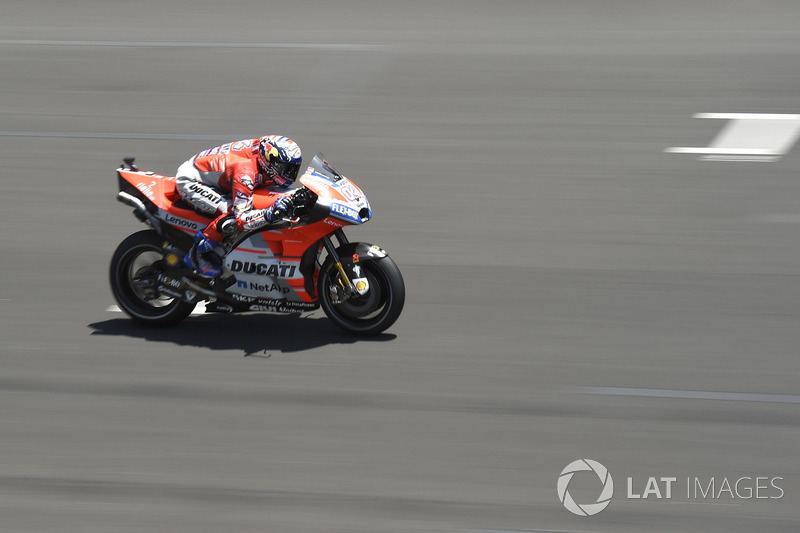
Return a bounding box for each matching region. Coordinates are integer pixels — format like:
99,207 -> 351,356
322,230 -> 374,303
323,230 -> 353,295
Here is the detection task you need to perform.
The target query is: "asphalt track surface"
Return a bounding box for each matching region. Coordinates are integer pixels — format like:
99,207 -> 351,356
3,1 -> 800,531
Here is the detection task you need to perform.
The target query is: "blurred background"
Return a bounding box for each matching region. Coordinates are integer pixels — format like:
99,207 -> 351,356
2,0 -> 800,531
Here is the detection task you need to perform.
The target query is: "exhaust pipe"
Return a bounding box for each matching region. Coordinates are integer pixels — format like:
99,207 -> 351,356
117,191 -> 162,228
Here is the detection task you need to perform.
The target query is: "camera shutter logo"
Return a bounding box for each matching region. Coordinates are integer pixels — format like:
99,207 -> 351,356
557,459 -> 614,516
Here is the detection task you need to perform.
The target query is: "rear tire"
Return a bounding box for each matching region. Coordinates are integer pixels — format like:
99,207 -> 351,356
109,230 -> 195,326
319,256 -> 405,335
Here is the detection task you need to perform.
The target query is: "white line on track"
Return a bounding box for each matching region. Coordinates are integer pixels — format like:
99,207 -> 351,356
761,214 -> 800,223
695,113 -> 800,120
665,112 -> 800,161
466,530 -> 603,533
0,39 -> 389,51
0,131 -> 232,140
663,147 -> 780,155
573,387 -> 800,404
697,155 -> 779,162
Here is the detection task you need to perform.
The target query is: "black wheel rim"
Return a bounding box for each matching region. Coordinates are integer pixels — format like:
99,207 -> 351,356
324,263 -> 392,325
117,246 -> 179,313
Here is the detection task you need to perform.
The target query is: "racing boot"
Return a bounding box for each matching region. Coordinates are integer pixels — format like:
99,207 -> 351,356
184,232 -> 223,277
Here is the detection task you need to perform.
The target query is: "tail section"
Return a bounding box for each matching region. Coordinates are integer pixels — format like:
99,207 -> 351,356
116,160 -> 206,248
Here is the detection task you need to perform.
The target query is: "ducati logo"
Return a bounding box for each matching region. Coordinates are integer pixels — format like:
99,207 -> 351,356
229,260 -> 296,278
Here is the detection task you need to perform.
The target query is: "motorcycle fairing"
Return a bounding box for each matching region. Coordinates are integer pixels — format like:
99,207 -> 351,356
298,154 -> 373,225
224,234 -> 311,302
117,168 -> 212,245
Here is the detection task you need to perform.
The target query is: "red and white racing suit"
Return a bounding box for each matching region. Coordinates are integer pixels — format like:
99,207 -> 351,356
175,137 -> 288,242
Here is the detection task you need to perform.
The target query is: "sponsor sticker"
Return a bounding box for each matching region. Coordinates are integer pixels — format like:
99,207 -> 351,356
330,201 -> 361,223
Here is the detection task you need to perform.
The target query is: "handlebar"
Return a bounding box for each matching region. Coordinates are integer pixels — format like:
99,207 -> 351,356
273,187 -> 318,223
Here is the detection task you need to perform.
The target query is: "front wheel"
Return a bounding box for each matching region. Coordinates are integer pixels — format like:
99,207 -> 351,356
319,256 -> 405,336
109,230 -> 196,326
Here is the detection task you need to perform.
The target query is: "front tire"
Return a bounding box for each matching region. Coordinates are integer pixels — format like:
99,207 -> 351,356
318,256 -> 405,335
109,230 -> 196,326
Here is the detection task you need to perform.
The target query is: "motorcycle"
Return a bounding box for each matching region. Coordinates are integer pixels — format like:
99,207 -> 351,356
110,153 -> 405,335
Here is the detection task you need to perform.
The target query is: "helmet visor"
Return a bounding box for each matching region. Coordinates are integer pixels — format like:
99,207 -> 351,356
271,160 -> 300,188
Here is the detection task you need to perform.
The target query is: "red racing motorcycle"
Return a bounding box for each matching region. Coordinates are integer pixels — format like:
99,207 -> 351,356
110,153 -> 405,335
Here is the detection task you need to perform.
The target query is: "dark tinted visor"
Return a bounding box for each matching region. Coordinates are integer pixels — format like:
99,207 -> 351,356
273,160 -> 300,185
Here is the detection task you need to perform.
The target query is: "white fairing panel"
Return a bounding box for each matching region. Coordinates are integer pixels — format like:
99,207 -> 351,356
225,236 -> 305,301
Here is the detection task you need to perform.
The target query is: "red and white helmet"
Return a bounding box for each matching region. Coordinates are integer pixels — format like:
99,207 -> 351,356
258,135 -> 302,188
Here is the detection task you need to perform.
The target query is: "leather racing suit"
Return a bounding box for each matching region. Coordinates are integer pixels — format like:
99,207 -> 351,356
175,137 -> 290,243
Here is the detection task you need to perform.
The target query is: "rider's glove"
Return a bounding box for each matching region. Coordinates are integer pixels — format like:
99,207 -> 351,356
267,195 -> 294,221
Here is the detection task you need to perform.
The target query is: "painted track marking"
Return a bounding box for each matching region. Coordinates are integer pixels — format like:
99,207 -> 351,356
0,131 -> 233,140
0,39 -> 389,51
574,386 -> 800,404
666,113 -> 800,161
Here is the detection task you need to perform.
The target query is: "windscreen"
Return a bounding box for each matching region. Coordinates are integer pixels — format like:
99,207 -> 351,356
306,153 -> 344,182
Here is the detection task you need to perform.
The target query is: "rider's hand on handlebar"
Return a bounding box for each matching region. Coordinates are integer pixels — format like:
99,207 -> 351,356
269,195 -> 294,221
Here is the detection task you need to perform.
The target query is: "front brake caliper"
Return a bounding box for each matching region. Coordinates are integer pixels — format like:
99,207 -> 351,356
328,283 -> 344,304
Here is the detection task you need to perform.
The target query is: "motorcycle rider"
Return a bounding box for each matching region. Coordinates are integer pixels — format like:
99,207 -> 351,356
175,135 -> 302,277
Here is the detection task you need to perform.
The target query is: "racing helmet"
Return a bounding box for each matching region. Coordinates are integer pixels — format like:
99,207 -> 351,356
258,135 -> 302,188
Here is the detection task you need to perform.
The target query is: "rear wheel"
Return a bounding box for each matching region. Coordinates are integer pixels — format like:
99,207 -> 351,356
319,256 -> 405,335
109,230 -> 195,326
